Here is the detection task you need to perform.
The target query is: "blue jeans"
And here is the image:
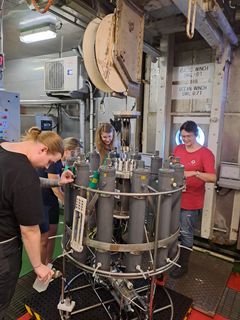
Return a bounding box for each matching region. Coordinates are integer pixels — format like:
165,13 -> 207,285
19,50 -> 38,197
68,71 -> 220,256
180,209 -> 202,248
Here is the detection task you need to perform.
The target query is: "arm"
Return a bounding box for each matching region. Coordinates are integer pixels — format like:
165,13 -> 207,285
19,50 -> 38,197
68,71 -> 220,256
185,170 -> 216,182
59,170 -> 74,186
39,177 -> 60,188
198,148 -> 216,183
20,225 -> 53,281
48,173 -> 65,204
39,170 -> 74,188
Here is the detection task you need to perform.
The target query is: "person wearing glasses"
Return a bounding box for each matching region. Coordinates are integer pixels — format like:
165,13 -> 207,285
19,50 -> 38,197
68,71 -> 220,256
170,120 -> 216,278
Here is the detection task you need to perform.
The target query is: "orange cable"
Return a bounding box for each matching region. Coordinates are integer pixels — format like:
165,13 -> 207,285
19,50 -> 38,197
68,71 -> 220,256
31,0 -> 53,14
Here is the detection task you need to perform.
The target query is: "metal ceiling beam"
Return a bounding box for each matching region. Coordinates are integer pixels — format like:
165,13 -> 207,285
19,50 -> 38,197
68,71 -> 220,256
145,15 -> 185,34
58,0 -> 97,21
216,0 -> 235,21
51,1 -> 162,61
172,0 -> 224,55
140,0 -> 173,11
143,42 -> 161,61
49,6 -> 87,30
208,2 -> 238,46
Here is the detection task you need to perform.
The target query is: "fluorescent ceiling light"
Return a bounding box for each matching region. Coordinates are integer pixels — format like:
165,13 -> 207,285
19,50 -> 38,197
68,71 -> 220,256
19,24 -> 57,44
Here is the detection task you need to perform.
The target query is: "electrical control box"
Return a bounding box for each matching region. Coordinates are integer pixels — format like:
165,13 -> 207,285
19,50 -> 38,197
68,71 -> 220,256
218,162 -> 240,190
35,115 -> 56,131
0,91 -> 20,141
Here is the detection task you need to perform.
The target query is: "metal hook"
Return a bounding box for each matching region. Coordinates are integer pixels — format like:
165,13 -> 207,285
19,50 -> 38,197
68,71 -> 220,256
186,0 -> 197,39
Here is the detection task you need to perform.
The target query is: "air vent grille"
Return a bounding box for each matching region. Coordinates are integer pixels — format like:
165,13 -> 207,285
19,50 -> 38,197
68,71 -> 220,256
45,61 -> 64,90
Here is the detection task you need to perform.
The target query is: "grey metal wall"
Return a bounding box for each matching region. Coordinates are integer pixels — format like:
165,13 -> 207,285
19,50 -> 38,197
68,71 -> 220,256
4,53 -> 135,151
5,54 -> 57,101
213,49 -> 240,246
170,47 -> 215,153
143,39 -> 240,246
4,52 -> 80,100
4,53 -> 87,147
170,46 -> 240,245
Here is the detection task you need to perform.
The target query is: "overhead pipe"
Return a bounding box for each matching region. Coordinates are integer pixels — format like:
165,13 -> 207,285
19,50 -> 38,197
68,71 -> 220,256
208,3 -> 238,46
20,99 -> 83,105
85,80 -> 94,152
0,0 -> 3,52
49,7 -> 86,30
216,0 -> 234,17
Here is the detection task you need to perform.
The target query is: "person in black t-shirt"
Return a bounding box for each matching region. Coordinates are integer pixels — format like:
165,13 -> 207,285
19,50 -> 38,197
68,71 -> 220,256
0,127 -> 73,318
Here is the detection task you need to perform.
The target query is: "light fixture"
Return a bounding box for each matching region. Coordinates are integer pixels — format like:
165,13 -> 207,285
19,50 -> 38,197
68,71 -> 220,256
19,24 -> 57,44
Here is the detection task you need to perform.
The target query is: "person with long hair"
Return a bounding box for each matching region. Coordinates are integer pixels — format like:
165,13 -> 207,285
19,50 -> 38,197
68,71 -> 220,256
95,123 -> 116,165
0,127 -> 73,318
39,137 -> 81,265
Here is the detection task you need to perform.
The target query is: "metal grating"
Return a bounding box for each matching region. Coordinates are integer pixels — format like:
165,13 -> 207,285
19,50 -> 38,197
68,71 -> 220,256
25,279 -> 193,320
5,274 -> 36,319
217,287 -> 240,320
6,257 -> 192,320
166,250 -> 233,316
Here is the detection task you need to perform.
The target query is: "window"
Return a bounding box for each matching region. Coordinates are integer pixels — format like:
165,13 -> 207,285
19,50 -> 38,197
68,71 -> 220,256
175,126 -> 205,145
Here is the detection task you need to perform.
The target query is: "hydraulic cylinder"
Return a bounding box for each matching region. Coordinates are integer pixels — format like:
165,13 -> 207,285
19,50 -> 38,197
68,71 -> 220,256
126,168 -> 150,273
156,168 -> 174,268
95,166 -> 116,271
169,163 -> 184,259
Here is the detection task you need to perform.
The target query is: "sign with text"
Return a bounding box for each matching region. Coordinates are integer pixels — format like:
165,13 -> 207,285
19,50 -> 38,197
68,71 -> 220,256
172,63 -> 214,82
172,63 -> 214,100
172,83 -> 213,100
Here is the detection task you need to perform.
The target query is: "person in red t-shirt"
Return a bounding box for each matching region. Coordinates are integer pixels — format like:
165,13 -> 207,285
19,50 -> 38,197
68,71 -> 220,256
170,121 -> 216,278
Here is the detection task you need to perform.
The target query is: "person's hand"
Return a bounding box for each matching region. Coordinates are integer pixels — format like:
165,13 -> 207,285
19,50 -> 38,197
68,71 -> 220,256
59,170 -> 74,186
184,171 -> 197,178
34,263 -> 54,283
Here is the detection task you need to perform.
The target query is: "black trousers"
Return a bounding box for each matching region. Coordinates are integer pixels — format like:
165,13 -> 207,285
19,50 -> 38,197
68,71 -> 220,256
0,237 -> 22,319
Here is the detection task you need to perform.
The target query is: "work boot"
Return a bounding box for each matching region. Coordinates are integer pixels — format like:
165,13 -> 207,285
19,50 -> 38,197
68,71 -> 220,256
169,247 -> 191,279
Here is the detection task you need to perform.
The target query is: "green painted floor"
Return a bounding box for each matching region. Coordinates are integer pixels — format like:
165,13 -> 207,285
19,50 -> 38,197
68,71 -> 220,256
20,219 -> 64,277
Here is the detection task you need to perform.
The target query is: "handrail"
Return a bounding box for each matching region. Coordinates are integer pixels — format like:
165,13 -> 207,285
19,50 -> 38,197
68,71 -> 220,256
73,183 -> 184,197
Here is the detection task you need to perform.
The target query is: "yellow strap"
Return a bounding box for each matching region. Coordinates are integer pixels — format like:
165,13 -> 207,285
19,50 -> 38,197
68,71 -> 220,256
34,312 -> 42,320
24,305 -> 33,316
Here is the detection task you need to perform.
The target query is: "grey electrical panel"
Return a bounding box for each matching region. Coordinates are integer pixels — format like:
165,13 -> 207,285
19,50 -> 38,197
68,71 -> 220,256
0,91 -> 20,141
218,162 -> 240,190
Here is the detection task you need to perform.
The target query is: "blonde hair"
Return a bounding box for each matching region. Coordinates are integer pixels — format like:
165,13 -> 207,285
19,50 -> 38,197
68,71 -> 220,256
95,123 -> 115,163
63,137 -> 81,151
22,127 -> 64,156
